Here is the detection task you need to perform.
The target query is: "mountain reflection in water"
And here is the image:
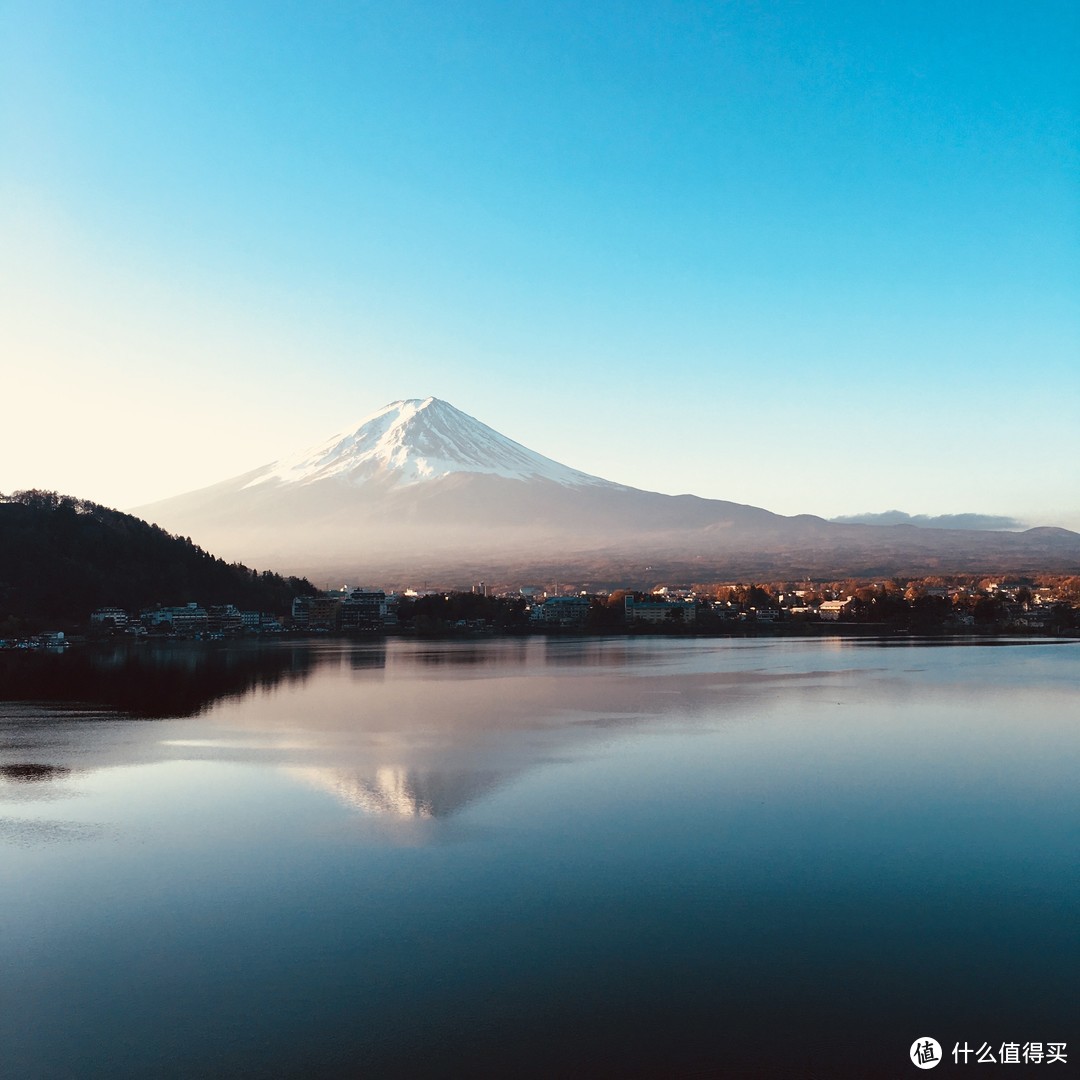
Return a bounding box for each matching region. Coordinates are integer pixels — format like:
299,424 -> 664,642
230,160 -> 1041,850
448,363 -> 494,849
0,638 -> 779,822
2,638 -> 1077,1079
285,764 -> 504,819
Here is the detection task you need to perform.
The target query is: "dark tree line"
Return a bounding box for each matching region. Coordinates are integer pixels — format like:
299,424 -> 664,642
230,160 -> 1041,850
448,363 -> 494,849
396,592 -> 529,634
0,490 -> 317,632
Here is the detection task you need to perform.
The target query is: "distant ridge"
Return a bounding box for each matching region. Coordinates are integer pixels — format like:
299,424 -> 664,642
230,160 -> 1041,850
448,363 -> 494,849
830,510 -> 1026,531
134,399 -> 1080,582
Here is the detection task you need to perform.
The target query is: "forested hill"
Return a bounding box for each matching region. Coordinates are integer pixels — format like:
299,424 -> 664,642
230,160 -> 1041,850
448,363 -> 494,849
0,490 -> 318,631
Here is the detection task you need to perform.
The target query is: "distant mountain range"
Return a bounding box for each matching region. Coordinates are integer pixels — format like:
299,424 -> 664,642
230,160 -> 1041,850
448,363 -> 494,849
829,511 -> 1026,531
134,398 -> 1080,583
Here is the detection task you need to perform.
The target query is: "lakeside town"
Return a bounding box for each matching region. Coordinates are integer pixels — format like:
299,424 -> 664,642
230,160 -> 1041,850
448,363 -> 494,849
7,574 -> 1080,649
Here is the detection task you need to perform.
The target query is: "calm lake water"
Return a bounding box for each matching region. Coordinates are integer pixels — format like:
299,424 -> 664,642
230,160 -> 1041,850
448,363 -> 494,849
1,637 -> 1077,1078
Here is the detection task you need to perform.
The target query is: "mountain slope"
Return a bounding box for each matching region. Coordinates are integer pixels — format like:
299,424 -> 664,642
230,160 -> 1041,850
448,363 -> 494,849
0,490 -> 316,629
134,398 -> 1080,582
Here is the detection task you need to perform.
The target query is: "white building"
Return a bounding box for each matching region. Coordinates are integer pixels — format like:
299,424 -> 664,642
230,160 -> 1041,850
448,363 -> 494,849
818,598 -> 854,621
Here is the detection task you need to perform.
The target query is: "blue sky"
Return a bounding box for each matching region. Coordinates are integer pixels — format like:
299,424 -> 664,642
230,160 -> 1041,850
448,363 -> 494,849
2,1 -> 1077,527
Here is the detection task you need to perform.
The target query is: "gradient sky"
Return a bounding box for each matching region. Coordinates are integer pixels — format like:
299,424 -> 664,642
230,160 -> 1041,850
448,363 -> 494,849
2,1 -> 1077,528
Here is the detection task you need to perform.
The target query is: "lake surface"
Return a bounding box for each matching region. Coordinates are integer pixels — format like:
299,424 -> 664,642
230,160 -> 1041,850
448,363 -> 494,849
1,637 -> 1077,1078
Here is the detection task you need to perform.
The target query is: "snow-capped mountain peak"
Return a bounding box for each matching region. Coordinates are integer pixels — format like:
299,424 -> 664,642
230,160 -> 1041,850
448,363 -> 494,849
244,397 -> 611,490
133,396 -> 1080,583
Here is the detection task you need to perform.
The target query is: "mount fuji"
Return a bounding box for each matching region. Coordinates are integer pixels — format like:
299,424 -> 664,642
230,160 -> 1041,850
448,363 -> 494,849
239,397 -> 615,492
135,397 -> 1080,582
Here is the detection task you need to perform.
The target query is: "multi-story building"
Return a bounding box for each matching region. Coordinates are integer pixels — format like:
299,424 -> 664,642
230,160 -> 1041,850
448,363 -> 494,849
308,596 -> 342,630
291,595 -> 312,627
818,598 -> 854,621
142,603 -> 210,636
90,607 -> 129,628
625,596 -> 696,625
207,605 -> 244,635
340,590 -> 387,631
533,595 -> 590,629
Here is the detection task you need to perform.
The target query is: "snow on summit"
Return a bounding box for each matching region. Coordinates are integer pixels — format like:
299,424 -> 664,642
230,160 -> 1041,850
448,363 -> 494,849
245,397 -> 612,490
